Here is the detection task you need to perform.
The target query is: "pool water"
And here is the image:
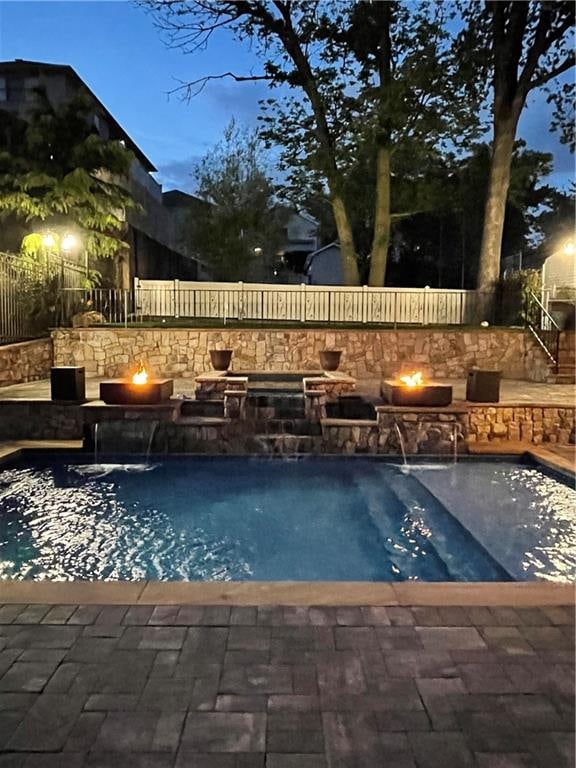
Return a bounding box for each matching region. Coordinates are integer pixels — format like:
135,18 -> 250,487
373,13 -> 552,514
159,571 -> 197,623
0,456 -> 573,582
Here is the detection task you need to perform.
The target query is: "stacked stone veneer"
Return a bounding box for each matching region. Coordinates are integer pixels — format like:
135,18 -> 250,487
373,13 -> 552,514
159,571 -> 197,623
52,327 -> 551,381
320,405 -> 575,454
0,399 -> 573,450
0,338 -> 52,387
468,405 -> 575,445
0,402 -> 83,440
322,409 -> 468,455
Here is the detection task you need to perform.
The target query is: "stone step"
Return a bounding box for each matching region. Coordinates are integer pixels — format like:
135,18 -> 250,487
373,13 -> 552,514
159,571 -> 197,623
180,399 -> 224,417
550,374 -> 576,385
174,416 -> 228,427
251,419 -> 322,436
326,396 -> 376,420
249,434 -> 319,454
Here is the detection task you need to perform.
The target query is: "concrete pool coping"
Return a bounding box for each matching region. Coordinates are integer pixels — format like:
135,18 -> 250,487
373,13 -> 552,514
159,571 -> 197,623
0,579 -> 573,606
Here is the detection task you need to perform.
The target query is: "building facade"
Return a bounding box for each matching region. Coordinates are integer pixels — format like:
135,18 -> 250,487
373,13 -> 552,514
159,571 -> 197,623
0,59 -> 208,286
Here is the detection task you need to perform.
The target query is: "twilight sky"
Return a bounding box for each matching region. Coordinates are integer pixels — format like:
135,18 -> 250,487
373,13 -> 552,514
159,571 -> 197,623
0,0 -> 573,193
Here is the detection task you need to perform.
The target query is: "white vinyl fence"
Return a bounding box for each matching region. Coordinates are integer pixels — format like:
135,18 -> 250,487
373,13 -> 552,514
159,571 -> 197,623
134,279 -> 483,326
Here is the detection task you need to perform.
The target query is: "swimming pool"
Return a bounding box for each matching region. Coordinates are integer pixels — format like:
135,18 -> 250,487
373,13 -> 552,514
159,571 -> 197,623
0,455 -> 573,582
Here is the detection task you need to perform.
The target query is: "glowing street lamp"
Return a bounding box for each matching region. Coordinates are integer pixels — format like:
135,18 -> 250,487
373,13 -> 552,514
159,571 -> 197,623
61,233 -> 78,252
42,233 -> 56,249
561,240 -> 575,257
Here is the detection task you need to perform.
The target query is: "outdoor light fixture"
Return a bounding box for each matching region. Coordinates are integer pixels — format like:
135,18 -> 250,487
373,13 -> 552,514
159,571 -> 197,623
61,233 -> 77,251
254,247 -> 263,256
562,240 -> 575,257
42,233 -> 56,248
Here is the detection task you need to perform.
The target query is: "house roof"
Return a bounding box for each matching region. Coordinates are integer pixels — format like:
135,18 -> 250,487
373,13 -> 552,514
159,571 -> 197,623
0,59 -> 156,172
303,241 -> 340,272
162,190 -> 210,209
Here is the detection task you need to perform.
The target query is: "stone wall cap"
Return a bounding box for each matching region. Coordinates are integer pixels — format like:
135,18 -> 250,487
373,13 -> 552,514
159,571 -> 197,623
0,338 -> 51,351
175,416 -> 228,426
467,402 -> 575,409
304,375 -> 355,384
376,404 -> 468,414
321,418 -> 378,427
51,325 -> 529,335
82,400 -> 180,411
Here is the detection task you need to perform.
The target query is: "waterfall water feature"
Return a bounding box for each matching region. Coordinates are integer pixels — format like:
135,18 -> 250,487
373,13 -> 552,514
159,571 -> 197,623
145,421 -> 159,463
91,420 -> 159,463
452,423 -> 459,464
394,422 -> 408,466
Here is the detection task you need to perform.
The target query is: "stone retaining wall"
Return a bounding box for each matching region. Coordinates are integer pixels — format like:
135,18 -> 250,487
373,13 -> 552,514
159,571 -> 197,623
0,395 -> 572,451
52,327 -> 550,381
468,405 -> 575,445
0,402 -> 83,440
0,338 -> 53,387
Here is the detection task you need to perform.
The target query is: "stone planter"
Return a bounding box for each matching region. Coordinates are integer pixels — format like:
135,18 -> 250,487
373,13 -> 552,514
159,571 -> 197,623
319,350 -> 342,372
209,349 -> 233,371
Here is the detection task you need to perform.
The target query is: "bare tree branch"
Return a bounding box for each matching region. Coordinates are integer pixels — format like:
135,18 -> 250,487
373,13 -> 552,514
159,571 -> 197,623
168,71 -> 270,99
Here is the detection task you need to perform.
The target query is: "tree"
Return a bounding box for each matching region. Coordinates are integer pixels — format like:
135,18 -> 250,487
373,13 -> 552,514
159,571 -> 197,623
458,1 -> 575,291
337,1 -> 478,285
191,120 -> 287,281
143,0 -> 361,284
0,87 -> 137,262
390,141 -> 556,287
142,1 -> 479,286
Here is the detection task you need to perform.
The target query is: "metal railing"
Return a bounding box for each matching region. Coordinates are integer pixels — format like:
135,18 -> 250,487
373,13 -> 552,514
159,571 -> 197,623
0,251 -> 88,343
59,288 -> 130,327
526,290 -> 560,366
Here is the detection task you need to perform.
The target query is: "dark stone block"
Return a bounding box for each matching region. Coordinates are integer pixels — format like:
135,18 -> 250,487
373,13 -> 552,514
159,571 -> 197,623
382,380 -> 453,407
99,379 -> 174,405
50,366 -> 86,403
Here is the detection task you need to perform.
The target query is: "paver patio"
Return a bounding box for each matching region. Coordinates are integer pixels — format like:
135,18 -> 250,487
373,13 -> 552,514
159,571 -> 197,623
0,377 -> 574,406
0,603 -> 573,767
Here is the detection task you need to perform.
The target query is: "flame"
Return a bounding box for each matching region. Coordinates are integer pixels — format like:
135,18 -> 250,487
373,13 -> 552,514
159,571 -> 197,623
132,363 -> 149,386
399,371 -> 424,388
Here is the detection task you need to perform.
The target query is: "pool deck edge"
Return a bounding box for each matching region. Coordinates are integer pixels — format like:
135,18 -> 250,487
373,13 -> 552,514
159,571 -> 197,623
0,580 -> 573,606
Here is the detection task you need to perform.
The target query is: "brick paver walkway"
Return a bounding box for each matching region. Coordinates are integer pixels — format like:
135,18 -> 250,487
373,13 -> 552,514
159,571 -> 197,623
0,603 -> 573,767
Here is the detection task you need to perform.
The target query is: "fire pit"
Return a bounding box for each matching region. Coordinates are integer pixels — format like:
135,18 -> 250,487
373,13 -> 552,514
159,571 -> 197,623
99,363 -> 174,405
382,372 -> 452,407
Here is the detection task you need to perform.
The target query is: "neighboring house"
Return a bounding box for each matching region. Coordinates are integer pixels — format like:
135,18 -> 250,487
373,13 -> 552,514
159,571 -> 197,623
161,190 -> 213,281
0,59 -> 209,285
277,210 -> 319,275
304,241 -> 344,285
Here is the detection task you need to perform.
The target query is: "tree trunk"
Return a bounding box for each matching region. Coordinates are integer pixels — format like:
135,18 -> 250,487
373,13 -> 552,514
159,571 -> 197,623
368,145 -> 391,286
477,112 -> 519,292
331,193 -> 360,285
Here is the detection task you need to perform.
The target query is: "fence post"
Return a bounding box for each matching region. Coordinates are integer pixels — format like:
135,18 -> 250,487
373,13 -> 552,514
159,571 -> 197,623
124,289 -> 128,328
238,281 -> 244,321
423,285 -> 429,326
174,279 -> 180,319
362,285 -> 368,324
300,283 -> 306,323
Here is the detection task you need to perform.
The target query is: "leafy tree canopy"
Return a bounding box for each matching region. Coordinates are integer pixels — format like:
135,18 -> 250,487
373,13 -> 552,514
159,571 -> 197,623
0,87 -> 137,259
190,120 -> 288,281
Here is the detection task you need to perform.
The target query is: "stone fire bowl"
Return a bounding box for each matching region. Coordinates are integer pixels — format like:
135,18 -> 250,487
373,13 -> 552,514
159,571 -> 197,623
381,380 -> 453,407
99,379 -> 174,405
